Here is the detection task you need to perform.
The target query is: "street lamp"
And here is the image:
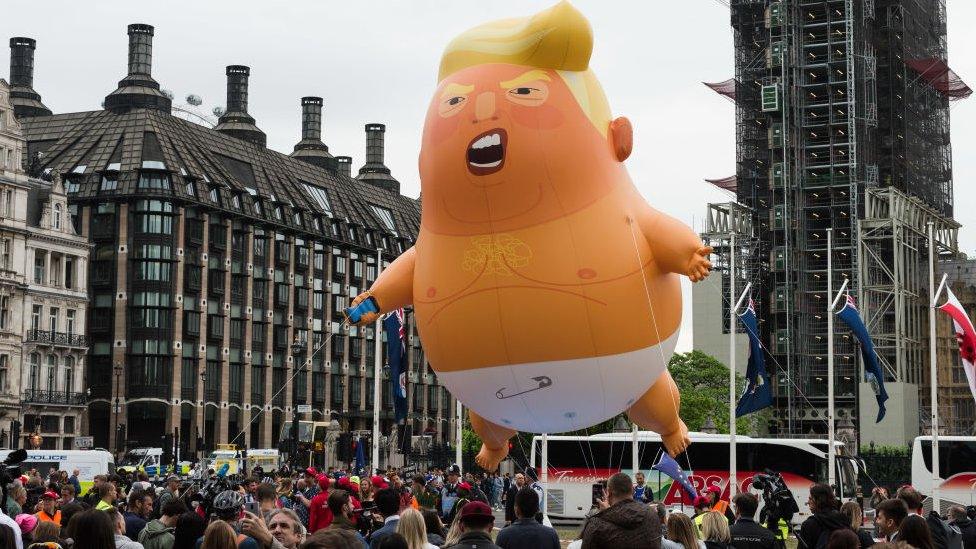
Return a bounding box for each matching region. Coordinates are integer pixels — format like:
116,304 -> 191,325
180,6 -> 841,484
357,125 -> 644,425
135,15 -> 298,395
113,362 -> 124,453
289,339 -> 305,469
200,370 -> 208,455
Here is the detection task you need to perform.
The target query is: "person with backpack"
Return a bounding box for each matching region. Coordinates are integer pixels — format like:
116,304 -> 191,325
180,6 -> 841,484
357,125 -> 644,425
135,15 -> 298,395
948,506 -> 976,549
897,485 -> 962,549
797,484 -> 849,549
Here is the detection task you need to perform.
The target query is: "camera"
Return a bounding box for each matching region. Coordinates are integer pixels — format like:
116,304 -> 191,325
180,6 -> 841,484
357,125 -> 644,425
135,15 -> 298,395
752,469 -> 799,531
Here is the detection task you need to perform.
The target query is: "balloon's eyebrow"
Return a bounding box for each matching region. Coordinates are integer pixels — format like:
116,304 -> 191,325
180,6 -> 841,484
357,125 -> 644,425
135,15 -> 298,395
500,70 -> 551,89
441,83 -> 475,99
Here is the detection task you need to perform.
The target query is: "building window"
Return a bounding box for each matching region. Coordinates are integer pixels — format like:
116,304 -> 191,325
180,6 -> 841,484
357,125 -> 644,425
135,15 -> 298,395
1,239 -> 10,270
46,354 -> 56,391
134,200 -> 174,235
64,256 -> 74,289
137,172 -> 171,190
34,251 -> 46,283
135,244 -> 173,282
28,353 -> 39,391
31,305 -> 41,331
0,354 -> 7,391
66,310 -> 76,334
53,204 -> 62,230
64,356 -> 74,392
63,416 -> 75,434
1,189 -> 12,217
49,307 -> 58,332
49,255 -> 61,286
0,296 -> 7,330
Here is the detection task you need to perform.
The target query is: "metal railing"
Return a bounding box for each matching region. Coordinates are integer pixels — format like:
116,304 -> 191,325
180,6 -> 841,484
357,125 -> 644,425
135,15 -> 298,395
22,389 -> 87,406
26,330 -> 87,347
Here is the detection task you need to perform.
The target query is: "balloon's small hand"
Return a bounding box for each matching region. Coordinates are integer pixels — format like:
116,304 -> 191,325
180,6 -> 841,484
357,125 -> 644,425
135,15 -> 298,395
346,293 -> 379,325
686,246 -> 713,282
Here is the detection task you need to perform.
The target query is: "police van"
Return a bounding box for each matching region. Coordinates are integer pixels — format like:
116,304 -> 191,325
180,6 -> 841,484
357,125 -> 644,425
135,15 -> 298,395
0,449 -> 115,495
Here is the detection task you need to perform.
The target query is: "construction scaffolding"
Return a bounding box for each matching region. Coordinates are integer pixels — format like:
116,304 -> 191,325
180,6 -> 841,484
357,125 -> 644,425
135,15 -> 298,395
720,0 -> 967,436
858,186 -> 958,391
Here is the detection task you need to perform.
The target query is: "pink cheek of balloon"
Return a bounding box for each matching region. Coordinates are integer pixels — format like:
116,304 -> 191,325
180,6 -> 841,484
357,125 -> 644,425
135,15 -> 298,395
425,110 -> 462,146
509,104 -> 565,131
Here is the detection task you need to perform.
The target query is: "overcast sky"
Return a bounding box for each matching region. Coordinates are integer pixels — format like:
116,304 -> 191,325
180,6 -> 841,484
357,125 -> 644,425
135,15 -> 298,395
3,0 -> 975,351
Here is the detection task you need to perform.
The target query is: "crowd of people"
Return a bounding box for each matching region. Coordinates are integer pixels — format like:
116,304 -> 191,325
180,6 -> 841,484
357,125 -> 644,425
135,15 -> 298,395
2,462 -> 976,549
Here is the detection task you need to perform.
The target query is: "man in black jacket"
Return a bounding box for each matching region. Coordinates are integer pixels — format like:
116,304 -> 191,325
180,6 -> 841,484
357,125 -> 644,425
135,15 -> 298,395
798,483 -> 849,549
496,488 -> 560,549
950,506 -> 976,549
445,501 -> 502,549
731,492 -> 777,549
580,473 -> 661,549
504,473 -> 526,525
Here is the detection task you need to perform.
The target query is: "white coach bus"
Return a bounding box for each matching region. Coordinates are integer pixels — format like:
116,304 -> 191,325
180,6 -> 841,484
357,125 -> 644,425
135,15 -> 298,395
529,431 -> 860,523
911,436 -> 976,512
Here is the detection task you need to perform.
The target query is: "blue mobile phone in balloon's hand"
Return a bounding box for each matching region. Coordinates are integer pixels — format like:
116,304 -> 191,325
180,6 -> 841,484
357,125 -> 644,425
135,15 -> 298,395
344,297 -> 378,324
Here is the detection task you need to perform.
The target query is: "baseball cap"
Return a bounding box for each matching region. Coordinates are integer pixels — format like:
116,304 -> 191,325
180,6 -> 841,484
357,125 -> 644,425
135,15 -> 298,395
349,475 -> 360,486
370,475 -> 389,489
42,491 -> 58,500
317,474 -> 331,491
305,467 -> 318,477
15,513 -> 37,534
457,501 -> 494,523
457,481 -> 472,491
706,485 -> 721,495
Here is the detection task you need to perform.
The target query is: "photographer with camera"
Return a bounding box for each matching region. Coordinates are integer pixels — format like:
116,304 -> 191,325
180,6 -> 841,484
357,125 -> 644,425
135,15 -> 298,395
730,493 -> 777,549
751,470 -> 799,546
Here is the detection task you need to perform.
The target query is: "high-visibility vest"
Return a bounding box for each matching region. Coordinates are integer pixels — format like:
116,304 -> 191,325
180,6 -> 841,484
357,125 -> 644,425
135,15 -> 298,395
713,500 -> 729,514
776,518 -> 789,540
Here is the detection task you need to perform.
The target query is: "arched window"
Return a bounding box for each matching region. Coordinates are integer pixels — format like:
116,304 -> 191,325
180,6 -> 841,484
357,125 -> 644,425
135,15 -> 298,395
28,352 -> 39,391
46,354 -> 56,391
64,356 -> 74,392
53,203 -> 62,230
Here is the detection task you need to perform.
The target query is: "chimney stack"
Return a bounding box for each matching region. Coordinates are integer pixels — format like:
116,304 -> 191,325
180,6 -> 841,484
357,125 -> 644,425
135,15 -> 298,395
290,96 -> 332,169
8,37 -> 52,118
214,65 -> 267,147
126,23 -> 154,76
356,123 -> 400,193
336,156 -> 352,178
104,23 -> 171,113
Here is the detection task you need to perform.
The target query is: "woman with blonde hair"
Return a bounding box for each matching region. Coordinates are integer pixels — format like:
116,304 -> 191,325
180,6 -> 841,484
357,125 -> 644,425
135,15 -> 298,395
396,508 -> 438,549
663,512 -> 706,549
441,515 -> 464,548
701,511 -> 733,549
200,520 -> 238,549
840,501 -> 876,548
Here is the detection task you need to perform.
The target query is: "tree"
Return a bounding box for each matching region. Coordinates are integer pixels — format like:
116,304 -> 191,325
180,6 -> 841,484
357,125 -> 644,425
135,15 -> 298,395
668,350 -> 772,434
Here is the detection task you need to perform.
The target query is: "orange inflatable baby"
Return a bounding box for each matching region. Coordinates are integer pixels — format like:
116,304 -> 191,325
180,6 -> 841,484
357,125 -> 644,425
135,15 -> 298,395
350,1 -> 712,471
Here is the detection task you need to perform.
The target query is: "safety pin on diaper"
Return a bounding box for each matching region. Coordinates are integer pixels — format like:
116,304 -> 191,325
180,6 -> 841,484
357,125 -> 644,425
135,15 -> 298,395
495,375 -> 553,400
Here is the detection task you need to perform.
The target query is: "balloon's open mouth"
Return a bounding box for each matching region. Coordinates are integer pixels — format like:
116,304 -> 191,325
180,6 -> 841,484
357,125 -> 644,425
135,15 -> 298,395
466,128 -> 507,176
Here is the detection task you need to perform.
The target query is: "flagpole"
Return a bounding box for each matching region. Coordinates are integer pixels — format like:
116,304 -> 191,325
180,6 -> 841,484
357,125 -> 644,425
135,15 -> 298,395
372,248 -> 383,474
729,232 -> 737,497
827,228 -> 836,490
928,221 -> 941,513
542,432 -> 549,524
632,423 -> 639,475
455,399 -> 463,475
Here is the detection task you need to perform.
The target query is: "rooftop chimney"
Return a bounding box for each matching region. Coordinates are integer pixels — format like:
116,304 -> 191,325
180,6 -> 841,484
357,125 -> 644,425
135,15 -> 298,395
214,65 -> 267,147
8,37 -> 52,118
356,123 -> 400,193
104,24 -> 172,114
290,96 -> 333,169
336,156 -> 353,178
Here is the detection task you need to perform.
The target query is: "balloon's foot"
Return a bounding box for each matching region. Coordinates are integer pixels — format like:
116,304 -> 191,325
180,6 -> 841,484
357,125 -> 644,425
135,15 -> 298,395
662,420 -> 691,457
475,443 -> 508,472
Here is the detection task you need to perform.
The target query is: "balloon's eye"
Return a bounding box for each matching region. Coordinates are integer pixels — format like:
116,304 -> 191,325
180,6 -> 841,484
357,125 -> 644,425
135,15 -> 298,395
512,87 -> 534,95
448,97 -> 465,105
505,84 -> 549,106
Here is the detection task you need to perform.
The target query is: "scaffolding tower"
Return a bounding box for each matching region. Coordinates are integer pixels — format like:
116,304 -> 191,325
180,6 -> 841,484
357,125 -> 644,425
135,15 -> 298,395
719,0 -> 967,435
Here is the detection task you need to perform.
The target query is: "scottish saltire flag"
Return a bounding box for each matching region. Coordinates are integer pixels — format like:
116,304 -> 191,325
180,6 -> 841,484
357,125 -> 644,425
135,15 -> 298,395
736,298 -> 773,417
652,452 -> 698,500
937,287 -> 976,408
383,309 -> 408,423
836,294 -> 888,422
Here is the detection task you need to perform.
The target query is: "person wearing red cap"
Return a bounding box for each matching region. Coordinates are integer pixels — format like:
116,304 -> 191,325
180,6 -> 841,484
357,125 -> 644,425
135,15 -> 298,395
446,482 -> 473,526
35,491 -> 61,525
444,501 -> 501,549
370,475 -> 389,491
308,475 -> 334,533
704,484 -> 735,525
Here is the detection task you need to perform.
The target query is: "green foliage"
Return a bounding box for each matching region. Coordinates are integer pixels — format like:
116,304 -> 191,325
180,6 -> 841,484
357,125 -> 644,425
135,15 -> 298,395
669,350 -> 772,434
859,445 -> 909,457
459,350 -> 772,455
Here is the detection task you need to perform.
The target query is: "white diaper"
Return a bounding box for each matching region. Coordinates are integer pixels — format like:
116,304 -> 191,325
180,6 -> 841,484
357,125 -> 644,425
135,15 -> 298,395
436,331 -> 678,433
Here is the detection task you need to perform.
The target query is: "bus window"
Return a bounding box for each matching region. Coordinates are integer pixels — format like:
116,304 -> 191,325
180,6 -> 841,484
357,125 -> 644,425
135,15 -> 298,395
921,440 -> 976,477
753,443 -> 820,481
837,457 -> 857,499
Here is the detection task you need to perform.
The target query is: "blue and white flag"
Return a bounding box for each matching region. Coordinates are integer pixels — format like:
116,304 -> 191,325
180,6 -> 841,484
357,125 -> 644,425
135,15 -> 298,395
383,308 -> 409,423
652,452 -> 698,500
354,436 -> 367,474
836,294 -> 888,422
736,298 -> 773,417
